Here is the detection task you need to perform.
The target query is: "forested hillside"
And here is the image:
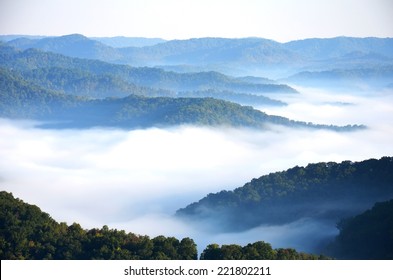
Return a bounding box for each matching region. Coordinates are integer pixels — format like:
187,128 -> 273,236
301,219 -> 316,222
6,35 -> 393,78
200,242 -> 330,260
177,157 -> 393,231
0,191 -> 198,260
284,66 -> 393,89
0,45 -> 295,95
0,67 -> 362,130
327,199 -> 393,259
0,191 -> 328,260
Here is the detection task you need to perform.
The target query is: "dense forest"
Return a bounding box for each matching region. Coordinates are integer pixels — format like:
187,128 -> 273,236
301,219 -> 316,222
177,157 -> 393,231
2,189 -> 391,260
0,191 -> 324,260
177,89 -> 286,107
200,242 -> 330,260
327,199 -> 393,259
0,43 -> 369,130
0,66 -> 363,130
0,44 -> 295,96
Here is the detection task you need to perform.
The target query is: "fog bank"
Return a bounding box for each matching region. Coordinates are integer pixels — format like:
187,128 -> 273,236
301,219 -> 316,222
1,88 -> 392,253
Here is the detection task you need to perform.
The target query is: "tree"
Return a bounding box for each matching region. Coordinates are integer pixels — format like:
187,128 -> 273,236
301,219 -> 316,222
200,244 -> 223,260
243,241 -> 275,260
178,238 -> 198,260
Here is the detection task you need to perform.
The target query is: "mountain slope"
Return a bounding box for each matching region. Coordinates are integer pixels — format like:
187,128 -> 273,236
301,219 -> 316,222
176,157 -> 393,231
20,67 -> 174,98
118,37 -> 301,66
284,37 -> 393,60
91,36 -> 166,48
0,191 -> 198,260
0,67 -> 84,118
7,34 -> 122,62
0,45 -> 295,95
0,68 -> 362,130
284,66 -> 393,89
328,199 -> 393,259
178,89 -> 286,107
8,35 -> 393,77
0,191 -> 331,260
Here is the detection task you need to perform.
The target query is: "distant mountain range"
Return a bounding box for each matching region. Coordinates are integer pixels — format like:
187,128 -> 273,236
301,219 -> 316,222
3,34 -> 393,80
283,66 -> 393,89
0,43 -> 368,130
5,34 -> 122,61
0,44 -> 295,97
91,36 -> 166,48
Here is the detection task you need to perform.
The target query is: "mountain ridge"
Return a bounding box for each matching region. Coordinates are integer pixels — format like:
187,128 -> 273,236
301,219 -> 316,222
176,157 -> 393,231
0,67 -> 363,131
5,35 -> 393,77
0,45 -> 295,95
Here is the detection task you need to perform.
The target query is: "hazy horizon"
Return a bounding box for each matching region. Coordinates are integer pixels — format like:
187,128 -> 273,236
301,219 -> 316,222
2,33 -> 393,41
1,0 -> 392,42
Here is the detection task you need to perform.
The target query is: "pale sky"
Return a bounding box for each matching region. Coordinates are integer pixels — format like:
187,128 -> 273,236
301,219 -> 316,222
0,0 -> 392,42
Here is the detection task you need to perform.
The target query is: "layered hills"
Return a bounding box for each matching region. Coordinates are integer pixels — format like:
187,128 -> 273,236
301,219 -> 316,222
0,67 -> 360,130
0,44 -> 363,130
0,191 -> 328,260
0,44 -> 294,101
3,34 -> 393,80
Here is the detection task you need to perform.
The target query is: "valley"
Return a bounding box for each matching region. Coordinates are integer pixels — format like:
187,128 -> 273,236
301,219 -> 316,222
1,34 -> 393,259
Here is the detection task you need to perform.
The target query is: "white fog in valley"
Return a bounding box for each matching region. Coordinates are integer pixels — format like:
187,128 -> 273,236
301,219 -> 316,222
1,87 -> 393,253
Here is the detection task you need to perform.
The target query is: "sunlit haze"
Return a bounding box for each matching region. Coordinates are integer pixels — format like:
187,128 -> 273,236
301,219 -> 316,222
1,0 -> 392,41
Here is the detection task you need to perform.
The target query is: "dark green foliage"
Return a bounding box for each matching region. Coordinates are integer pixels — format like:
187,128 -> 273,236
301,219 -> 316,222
177,157 -> 393,231
0,67 -> 362,130
21,67 -> 174,98
0,191 -> 325,260
200,241 -> 329,260
0,67 -> 84,118
0,191 -> 59,259
328,199 -> 393,259
0,191 -> 197,260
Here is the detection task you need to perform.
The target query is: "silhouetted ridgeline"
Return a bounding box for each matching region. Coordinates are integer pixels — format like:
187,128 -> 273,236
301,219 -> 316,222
327,199 -> 393,259
176,157 -> 393,231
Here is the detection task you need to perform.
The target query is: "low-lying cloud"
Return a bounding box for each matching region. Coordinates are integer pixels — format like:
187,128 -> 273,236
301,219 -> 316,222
1,87 -> 392,254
